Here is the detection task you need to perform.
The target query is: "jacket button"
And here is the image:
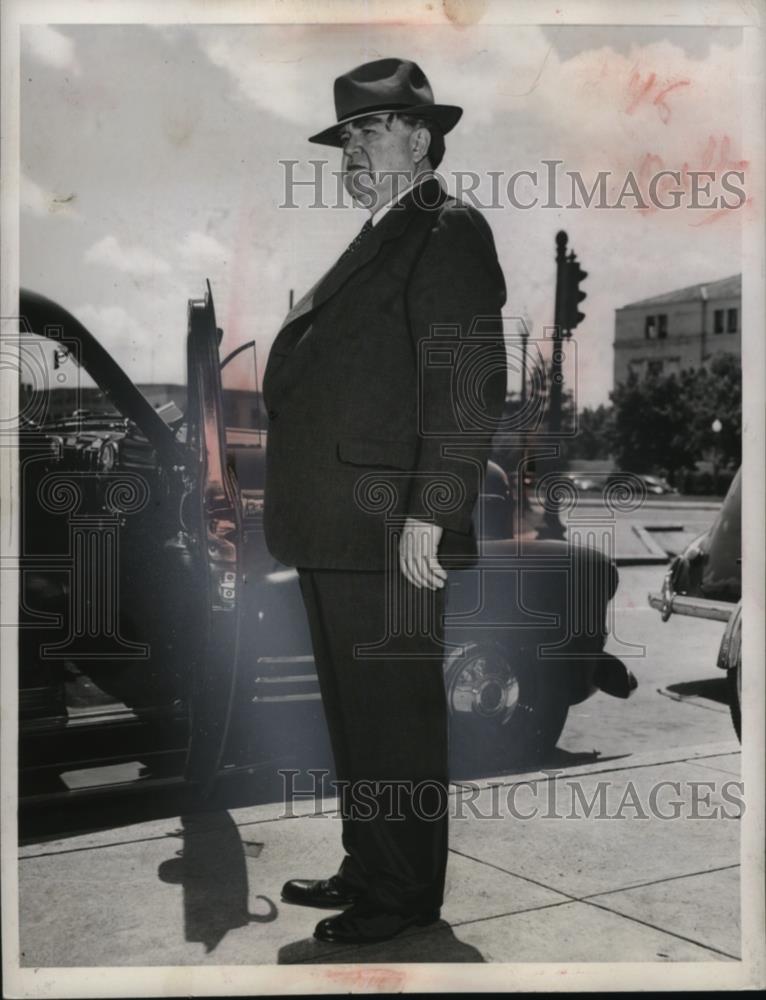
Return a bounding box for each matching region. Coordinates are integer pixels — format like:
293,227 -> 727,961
268,409 -> 278,421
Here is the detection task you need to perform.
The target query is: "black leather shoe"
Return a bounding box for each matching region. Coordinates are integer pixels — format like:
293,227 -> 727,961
281,875 -> 360,909
314,903 -> 441,944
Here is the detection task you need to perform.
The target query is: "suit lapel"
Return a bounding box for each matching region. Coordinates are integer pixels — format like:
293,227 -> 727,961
263,177 -> 447,408
274,177 -> 446,338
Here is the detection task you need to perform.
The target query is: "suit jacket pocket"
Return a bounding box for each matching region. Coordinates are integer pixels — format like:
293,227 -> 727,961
337,436 -> 419,470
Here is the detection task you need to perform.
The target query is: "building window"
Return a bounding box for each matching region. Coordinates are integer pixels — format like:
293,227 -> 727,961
713,308 -> 725,334
647,359 -> 664,376
657,313 -> 668,339
644,315 -> 656,339
727,307 -> 738,333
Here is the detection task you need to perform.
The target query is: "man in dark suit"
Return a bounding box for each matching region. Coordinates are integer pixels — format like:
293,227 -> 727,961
262,58 -> 507,944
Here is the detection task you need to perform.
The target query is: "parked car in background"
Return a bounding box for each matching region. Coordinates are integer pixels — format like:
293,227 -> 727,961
640,474 -> 678,496
648,468 -> 742,738
564,470 -> 678,499
564,472 -> 601,493
17,286 -> 636,805
605,471 -> 678,497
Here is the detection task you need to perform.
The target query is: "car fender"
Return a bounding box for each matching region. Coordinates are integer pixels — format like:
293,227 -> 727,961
444,536 -> 626,702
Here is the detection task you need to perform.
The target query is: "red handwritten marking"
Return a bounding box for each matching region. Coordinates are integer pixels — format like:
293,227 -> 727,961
633,135 -> 749,225
652,79 -> 691,125
696,134 -> 748,173
689,198 -> 753,227
322,967 -> 407,991
625,69 -> 657,115
625,66 -> 690,124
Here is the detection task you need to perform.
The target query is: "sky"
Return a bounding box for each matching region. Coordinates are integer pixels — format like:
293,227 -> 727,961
19,20 -> 746,408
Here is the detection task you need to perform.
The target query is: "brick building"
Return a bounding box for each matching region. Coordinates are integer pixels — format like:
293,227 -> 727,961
613,274 -> 741,387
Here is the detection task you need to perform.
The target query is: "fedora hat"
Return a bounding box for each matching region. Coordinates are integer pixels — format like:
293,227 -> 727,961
308,57 -> 463,146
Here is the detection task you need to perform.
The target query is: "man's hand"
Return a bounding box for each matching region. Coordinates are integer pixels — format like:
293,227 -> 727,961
399,517 -> 447,590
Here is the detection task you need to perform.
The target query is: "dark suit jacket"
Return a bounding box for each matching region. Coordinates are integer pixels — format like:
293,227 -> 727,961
262,176 -> 507,570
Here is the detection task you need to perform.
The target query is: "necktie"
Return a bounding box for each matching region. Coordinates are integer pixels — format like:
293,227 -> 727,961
338,218 -> 374,263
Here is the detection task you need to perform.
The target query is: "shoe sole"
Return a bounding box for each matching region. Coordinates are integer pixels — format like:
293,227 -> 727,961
313,911 -> 441,944
281,895 -> 356,909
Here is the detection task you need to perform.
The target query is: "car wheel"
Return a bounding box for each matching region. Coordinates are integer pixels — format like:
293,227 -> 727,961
444,639 -> 570,771
727,656 -> 741,742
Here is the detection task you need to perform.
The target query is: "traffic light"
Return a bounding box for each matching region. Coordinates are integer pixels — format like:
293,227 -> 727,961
563,251 -> 587,332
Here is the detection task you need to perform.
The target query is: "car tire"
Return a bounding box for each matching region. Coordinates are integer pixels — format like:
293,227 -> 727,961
444,639 -> 570,772
727,657 -> 741,743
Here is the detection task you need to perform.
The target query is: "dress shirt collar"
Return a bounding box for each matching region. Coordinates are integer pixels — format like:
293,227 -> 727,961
369,172 -> 435,226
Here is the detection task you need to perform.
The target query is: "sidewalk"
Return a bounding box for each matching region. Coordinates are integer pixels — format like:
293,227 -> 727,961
18,739 -> 741,967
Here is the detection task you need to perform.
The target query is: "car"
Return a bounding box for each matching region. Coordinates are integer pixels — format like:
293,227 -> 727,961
648,468 -> 741,738
563,473 -> 601,493
640,474 -> 678,496
15,284 -> 636,803
605,471 -> 678,497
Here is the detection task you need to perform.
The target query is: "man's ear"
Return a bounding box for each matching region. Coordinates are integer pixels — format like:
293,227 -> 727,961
411,126 -> 432,165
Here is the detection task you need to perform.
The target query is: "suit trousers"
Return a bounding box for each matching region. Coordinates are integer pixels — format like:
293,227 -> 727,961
297,566 -> 450,915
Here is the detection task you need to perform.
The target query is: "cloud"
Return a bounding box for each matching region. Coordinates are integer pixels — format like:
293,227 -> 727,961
21,173 -> 79,218
85,235 -> 170,276
22,26 -> 81,75
75,303 -> 148,343
177,230 -> 228,266
74,302 -> 184,385
193,26 -> 399,131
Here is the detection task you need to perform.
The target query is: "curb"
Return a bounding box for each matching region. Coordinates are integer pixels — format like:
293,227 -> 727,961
451,740 -> 742,794
219,740 -> 743,827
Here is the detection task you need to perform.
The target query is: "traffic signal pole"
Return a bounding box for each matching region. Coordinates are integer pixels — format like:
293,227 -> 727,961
537,231 -> 587,540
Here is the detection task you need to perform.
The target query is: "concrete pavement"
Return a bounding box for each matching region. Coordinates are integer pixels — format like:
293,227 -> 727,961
18,739 -> 742,968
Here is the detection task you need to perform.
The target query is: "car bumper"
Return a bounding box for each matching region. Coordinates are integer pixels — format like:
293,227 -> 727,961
647,590 -> 733,623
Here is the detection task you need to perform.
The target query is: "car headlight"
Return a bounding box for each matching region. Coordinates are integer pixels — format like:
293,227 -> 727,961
98,440 -> 117,473
48,436 -> 63,463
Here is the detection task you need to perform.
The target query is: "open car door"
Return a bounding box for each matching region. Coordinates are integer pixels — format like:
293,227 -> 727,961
183,281 -> 244,796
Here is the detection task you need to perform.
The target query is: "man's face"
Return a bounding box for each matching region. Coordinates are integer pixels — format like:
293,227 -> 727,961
339,115 -> 422,210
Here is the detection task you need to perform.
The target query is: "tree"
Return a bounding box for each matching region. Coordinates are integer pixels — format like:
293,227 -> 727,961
609,353 -> 741,481
609,368 -> 699,478
690,353 -> 741,469
564,403 -> 614,461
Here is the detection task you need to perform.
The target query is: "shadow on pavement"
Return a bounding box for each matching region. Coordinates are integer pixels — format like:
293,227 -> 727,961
277,920 -> 485,964
21,738 -> 633,845
451,745 -> 631,783
19,747 -> 329,845
665,676 -> 729,706
157,811 -> 277,953
538,746 -> 632,769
